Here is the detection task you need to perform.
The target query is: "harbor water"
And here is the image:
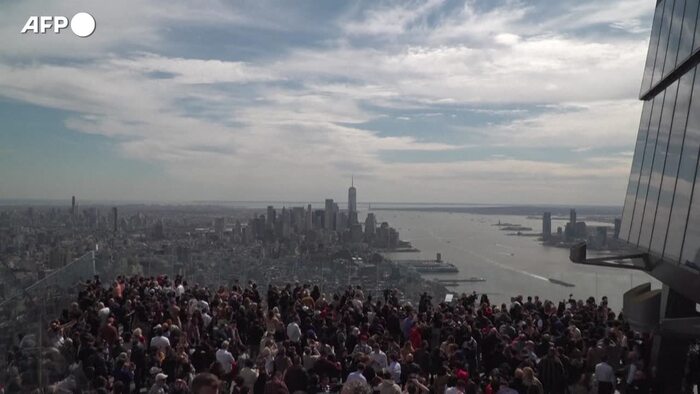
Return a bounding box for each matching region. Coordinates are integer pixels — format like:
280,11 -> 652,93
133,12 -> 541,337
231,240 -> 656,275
378,210 -> 659,312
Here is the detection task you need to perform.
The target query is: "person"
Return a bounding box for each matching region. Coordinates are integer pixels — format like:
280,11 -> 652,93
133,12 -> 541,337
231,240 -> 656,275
378,371 -> 402,394
522,367 -> 543,394
286,318 -> 302,343
388,353 -> 402,384
239,359 -> 260,392
353,335 -> 372,356
510,368 -> 526,394
216,340 -> 236,378
341,379 -> 372,394
191,372 -> 221,394
150,326 -> 171,353
537,347 -> 566,394
149,373 -> 168,394
444,378 -> 467,394
370,343 -> 388,371
594,355 -> 616,394
264,371 -> 290,394
284,356 -> 309,393
347,363 -> 368,384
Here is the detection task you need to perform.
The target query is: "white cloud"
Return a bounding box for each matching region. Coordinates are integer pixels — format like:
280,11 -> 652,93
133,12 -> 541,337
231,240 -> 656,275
0,0 -> 656,204
474,100 -> 643,149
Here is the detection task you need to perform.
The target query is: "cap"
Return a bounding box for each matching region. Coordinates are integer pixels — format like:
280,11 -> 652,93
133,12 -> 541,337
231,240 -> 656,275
156,373 -> 168,381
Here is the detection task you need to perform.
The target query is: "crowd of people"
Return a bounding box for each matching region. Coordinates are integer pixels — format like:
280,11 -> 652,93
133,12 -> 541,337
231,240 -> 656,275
1,274 -> 661,393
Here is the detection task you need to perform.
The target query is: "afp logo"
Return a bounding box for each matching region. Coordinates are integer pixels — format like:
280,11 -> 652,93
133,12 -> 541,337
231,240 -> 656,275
21,12 -> 96,37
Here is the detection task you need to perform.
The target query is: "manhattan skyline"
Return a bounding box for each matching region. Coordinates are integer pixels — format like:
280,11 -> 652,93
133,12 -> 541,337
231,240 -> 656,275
1,0 -> 655,205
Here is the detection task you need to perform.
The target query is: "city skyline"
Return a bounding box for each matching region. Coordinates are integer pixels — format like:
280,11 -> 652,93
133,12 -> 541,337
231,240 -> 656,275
1,0 -> 655,204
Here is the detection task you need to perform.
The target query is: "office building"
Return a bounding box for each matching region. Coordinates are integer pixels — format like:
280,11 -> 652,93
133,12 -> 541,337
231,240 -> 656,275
542,212 -> 552,241
335,211 -> 347,232
305,204 -> 313,231
324,199 -> 334,230
365,213 -> 376,240
266,206 -> 275,230
214,217 -> 225,235
573,2 -> 700,388
348,178 -> 357,225
567,209 -> 577,238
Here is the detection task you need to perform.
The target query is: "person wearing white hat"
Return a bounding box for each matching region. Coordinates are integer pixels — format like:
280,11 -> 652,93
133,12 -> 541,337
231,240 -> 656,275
149,373 -> 168,394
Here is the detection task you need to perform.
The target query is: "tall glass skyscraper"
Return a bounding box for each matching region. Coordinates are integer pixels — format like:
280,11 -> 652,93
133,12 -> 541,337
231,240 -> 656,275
615,0 -> 700,388
620,0 -> 700,268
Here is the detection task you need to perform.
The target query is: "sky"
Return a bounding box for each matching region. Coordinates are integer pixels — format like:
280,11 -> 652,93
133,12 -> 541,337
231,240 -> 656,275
0,0 -> 655,205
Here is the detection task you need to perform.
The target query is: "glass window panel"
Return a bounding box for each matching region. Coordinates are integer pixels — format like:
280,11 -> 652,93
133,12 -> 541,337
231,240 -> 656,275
681,163 -> 700,266
642,1 -> 668,95
630,92 -> 666,244
639,80 -> 678,248
695,0 -> 700,54
620,100 -> 655,240
663,0 -> 685,77
667,65 -> 700,260
652,70 -> 694,254
677,0 -> 699,64
652,0 -> 676,87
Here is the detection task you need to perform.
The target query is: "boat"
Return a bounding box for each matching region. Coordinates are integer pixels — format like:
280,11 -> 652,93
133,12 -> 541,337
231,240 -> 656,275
548,278 -> 575,287
408,262 -> 459,273
394,253 -> 460,274
436,277 -> 486,283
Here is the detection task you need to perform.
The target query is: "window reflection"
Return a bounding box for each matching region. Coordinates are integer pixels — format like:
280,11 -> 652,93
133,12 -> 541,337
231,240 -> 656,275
620,100 -> 654,240
676,0 -> 698,64
663,0 -> 685,78
681,162 -> 700,266
652,70 -> 694,254
630,93 -> 666,244
639,80 -> 678,248
641,1 -> 667,95
666,65 -> 700,261
652,0 -> 677,87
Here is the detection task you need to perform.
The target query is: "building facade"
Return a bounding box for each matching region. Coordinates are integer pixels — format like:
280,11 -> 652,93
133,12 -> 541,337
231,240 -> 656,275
620,0 -> 700,267
615,0 -> 700,389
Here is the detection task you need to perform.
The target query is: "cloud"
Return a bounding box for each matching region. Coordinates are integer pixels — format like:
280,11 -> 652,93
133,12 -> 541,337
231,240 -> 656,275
0,0 -> 656,204
472,100 -> 643,149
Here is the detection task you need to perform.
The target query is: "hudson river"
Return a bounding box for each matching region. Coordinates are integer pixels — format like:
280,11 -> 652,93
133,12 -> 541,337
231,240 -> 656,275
377,210 -> 658,312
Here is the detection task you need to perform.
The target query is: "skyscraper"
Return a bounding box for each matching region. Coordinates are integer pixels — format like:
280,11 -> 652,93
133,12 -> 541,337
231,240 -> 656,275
542,212 -> 551,241
71,196 -> 75,216
572,3 -> 700,388
569,209 -> 576,229
348,177 -> 357,225
214,217 -> 225,235
364,213 -> 376,240
324,199 -> 334,230
305,204 -> 313,231
266,206 -> 275,230
566,208 -> 577,239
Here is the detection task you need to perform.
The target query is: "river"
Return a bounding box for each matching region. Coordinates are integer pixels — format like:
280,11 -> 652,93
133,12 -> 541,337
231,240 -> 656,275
376,210 -> 659,312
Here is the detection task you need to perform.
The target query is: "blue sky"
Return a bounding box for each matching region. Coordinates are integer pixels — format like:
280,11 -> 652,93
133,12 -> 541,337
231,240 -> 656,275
0,0 -> 654,204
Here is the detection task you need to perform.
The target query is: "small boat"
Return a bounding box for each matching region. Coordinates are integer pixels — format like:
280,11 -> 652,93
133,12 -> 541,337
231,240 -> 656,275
436,277 -> 486,283
548,278 -> 575,287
